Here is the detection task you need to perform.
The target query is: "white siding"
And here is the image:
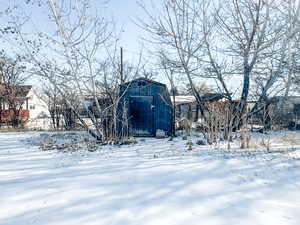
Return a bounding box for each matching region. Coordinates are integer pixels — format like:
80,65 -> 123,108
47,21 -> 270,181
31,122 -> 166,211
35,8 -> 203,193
24,89 -> 52,129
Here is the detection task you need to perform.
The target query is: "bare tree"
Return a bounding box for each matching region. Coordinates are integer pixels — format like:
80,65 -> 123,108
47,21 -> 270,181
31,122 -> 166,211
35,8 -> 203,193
42,82 -> 81,130
138,0 -> 209,117
5,0 -> 155,142
0,52 -> 29,128
9,0 -> 126,141
158,52 -> 177,137
41,81 -> 63,130
140,0 -> 300,140
250,0 -> 300,113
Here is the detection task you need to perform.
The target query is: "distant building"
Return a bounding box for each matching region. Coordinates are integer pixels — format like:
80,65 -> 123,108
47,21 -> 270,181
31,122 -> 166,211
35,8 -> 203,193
270,96 -> 300,115
0,84 -> 51,129
171,93 -> 225,121
259,95 -> 300,128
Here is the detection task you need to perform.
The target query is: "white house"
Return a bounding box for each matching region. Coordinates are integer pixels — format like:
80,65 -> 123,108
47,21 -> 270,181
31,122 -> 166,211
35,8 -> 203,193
24,88 -> 52,130
0,84 -> 52,129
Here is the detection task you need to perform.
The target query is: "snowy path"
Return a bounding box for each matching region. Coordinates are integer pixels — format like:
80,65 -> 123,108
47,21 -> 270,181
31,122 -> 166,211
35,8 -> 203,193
0,132 -> 300,225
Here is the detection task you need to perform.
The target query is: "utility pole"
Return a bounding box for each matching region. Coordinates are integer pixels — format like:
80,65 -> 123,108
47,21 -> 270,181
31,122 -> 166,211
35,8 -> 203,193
120,47 -> 124,84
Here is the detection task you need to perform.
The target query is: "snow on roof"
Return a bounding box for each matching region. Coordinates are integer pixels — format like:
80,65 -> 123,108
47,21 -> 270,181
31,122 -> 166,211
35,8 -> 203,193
172,93 -> 226,105
172,95 -> 196,105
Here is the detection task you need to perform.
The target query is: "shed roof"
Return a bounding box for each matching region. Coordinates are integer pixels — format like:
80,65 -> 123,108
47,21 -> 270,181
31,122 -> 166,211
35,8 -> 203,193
121,77 -> 166,87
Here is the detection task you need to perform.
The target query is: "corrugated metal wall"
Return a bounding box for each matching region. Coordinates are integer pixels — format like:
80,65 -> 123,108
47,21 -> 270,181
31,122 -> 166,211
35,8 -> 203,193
118,78 -> 172,137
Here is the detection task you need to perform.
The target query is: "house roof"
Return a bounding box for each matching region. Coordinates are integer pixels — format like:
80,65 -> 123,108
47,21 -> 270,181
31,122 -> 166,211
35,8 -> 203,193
0,84 -> 32,100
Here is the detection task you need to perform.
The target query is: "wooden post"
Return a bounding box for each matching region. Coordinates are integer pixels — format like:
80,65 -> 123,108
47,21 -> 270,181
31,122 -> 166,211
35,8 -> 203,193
120,47 -> 124,84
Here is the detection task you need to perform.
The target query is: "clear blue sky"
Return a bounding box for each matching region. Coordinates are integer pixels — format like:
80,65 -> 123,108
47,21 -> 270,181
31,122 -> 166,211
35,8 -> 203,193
106,0 -> 146,54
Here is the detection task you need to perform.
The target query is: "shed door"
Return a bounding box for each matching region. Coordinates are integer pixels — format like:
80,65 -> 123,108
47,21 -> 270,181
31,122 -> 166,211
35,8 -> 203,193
129,96 -> 154,136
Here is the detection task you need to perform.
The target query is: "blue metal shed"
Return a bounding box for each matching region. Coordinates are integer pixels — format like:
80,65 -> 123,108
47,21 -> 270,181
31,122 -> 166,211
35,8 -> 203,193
117,78 -> 173,137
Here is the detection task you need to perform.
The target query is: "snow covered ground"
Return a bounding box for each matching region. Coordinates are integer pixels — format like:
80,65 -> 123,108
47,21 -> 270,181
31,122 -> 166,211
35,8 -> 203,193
0,131 -> 300,225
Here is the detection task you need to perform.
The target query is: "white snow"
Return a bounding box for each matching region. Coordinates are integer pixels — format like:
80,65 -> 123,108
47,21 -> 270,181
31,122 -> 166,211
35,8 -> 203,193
0,131 -> 300,225
172,95 -> 196,105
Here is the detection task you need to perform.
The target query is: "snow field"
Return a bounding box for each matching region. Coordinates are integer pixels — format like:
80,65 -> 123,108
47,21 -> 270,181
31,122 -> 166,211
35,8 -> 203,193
0,131 -> 300,225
